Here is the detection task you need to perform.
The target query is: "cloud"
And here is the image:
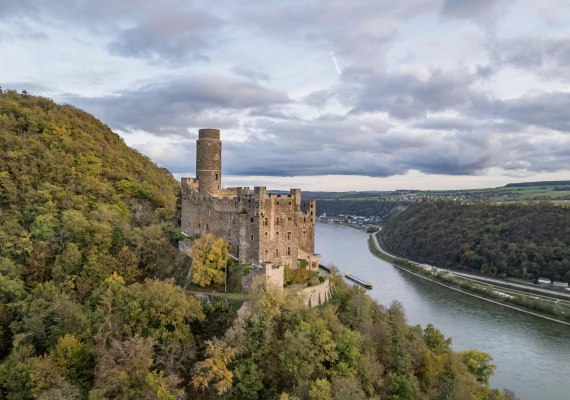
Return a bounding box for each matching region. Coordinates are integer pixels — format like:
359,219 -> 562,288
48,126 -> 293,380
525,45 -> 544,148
230,66 -> 271,82
471,91 -> 570,132
338,67 -> 476,119
108,11 -> 222,64
64,75 -> 290,134
490,37 -> 570,80
0,0 -> 222,64
441,0 -> 500,20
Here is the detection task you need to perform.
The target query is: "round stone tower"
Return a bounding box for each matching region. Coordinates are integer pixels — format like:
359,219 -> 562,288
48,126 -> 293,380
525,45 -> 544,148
196,128 -> 221,195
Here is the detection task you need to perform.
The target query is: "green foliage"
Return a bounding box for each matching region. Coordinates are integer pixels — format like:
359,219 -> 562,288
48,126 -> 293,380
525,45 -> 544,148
0,91 -> 193,399
308,378 -> 332,400
458,350 -> 496,385
212,278 -> 508,400
381,201 -> 570,281
51,334 -> 95,392
284,264 -> 318,286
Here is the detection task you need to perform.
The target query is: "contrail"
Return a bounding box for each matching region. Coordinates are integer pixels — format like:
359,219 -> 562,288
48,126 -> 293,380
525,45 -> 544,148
329,50 -> 342,75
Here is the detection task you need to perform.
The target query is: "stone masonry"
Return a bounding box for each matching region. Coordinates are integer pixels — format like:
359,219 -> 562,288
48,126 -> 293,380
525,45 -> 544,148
181,129 -> 321,271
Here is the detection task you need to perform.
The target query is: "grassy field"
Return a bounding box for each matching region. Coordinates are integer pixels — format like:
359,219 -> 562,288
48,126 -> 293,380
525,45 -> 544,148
303,181 -> 570,203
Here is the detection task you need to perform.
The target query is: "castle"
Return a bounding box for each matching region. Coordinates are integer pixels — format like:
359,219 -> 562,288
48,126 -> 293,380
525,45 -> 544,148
181,129 -> 321,271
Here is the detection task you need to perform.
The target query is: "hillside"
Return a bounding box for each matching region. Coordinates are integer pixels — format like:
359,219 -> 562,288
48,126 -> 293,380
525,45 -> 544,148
303,182 -> 570,214
0,91 -> 512,399
380,201 -> 570,281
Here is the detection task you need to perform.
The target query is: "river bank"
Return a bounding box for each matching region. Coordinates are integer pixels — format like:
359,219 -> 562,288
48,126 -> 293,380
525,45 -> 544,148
315,222 -> 570,400
369,232 -> 570,326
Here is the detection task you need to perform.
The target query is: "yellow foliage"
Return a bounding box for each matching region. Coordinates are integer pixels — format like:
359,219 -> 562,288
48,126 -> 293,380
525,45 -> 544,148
189,234 -> 229,287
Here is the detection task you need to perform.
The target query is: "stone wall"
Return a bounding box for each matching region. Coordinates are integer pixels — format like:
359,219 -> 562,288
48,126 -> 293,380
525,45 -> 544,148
298,277 -> 333,307
241,262 -> 284,293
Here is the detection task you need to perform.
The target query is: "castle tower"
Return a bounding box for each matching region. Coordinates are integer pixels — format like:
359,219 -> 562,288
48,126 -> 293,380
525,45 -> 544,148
196,128 -> 222,194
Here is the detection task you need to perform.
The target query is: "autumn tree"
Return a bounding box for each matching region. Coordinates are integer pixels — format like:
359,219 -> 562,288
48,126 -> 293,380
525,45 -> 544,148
191,338 -> 236,396
189,234 -> 230,287
459,350 -> 496,385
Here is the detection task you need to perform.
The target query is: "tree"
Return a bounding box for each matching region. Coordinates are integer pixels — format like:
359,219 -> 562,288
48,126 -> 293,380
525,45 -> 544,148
458,350 -> 496,385
189,234 -> 229,287
51,334 -> 95,392
308,378 -> 332,400
89,336 -> 158,400
191,338 -> 236,396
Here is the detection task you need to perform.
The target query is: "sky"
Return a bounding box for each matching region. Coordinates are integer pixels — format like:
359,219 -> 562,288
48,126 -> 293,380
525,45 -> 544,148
1,0 -> 569,191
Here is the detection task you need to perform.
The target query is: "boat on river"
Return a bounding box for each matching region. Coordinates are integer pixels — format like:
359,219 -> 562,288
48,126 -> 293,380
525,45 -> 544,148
344,273 -> 373,289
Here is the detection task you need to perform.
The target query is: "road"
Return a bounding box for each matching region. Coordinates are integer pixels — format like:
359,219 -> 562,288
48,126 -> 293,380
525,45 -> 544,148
371,232 -> 570,301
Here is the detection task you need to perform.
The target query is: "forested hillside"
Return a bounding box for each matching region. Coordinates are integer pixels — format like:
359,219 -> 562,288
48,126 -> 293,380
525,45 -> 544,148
380,201 -> 570,281
0,91 -> 511,399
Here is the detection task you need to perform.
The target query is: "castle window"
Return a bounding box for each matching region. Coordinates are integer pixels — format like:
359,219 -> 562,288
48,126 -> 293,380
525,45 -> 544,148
287,231 -> 291,240
265,232 -> 268,237
276,231 -> 279,237
310,211 -> 313,216
206,224 -> 209,231
215,173 -> 218,181
264,218 -> 268,226
287,247 -> 291,256
275,248 -> 279,257
265,249 -> 269,258
289,201 -> 291,205
303,230 -> 306,239
250,217 -> 254,222
277,201 -> 279,205
251,234 -> 254,241
275,217 -> 279,226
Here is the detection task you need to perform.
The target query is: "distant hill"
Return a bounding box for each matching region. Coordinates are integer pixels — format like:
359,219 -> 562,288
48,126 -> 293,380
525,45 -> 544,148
505,181 -> 570,188
303,180 -> 570,218
379,202 -> 570,281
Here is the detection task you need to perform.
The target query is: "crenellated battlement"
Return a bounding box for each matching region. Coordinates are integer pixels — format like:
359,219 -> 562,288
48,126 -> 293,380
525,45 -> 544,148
181,129 -> 320,270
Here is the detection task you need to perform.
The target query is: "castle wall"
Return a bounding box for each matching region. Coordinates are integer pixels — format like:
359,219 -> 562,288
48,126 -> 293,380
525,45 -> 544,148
298,277 -> 333,307
181,129 -> 320,271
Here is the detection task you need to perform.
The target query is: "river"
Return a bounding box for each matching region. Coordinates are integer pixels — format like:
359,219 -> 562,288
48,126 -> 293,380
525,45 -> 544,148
315,222 -> 570,400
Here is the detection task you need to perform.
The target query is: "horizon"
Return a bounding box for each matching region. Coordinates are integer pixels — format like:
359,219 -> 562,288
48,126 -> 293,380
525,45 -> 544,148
1,0 -> 569,190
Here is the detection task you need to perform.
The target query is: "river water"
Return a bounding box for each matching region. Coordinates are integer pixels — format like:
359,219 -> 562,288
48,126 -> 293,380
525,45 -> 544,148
315,222 -> 570,400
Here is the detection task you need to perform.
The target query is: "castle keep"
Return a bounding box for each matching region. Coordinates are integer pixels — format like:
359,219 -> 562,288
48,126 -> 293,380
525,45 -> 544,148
181,129 -> 321,271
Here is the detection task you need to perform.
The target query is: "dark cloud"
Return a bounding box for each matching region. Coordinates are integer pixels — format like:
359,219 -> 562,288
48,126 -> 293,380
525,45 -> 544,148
339,67 -> 476,119
219,118 -> 494,178
64,75 -> 290,134
441,0 -> 500,20
471,91 -> 570,132
108,11 -> 222,64
490,37 -> 570,80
